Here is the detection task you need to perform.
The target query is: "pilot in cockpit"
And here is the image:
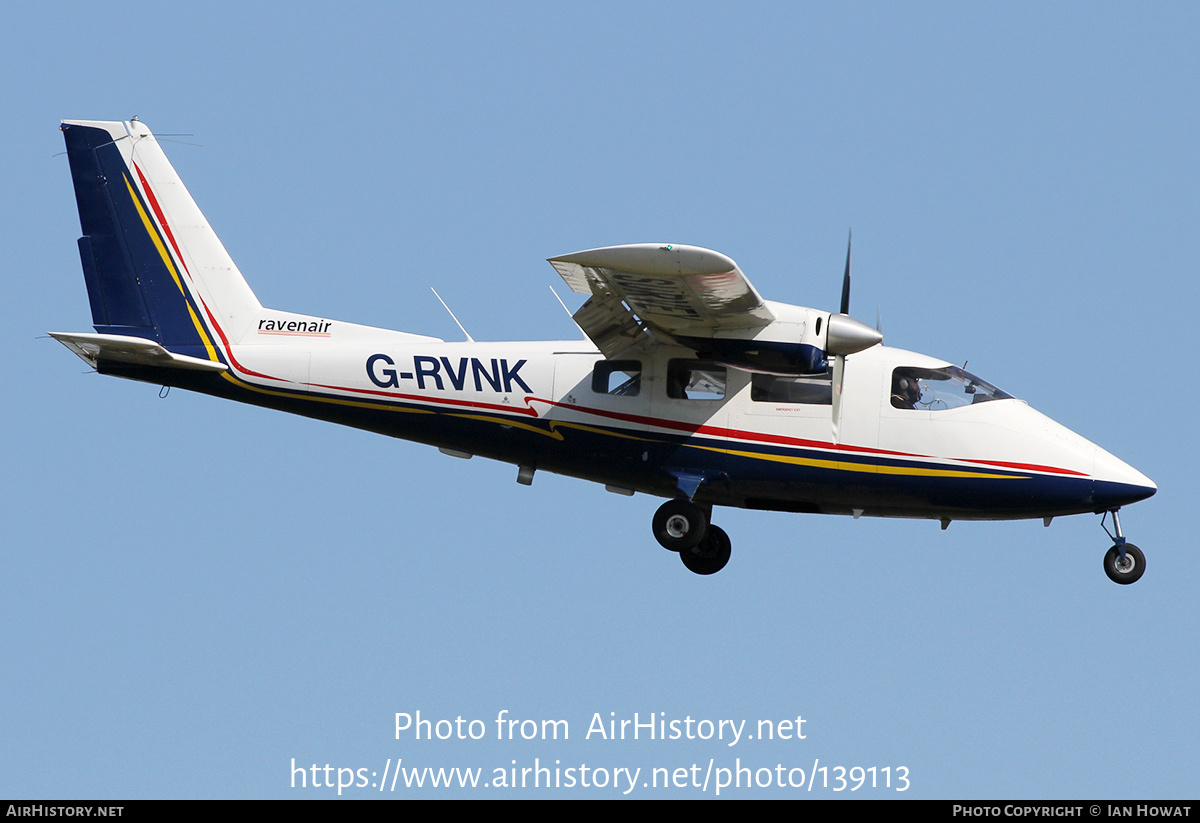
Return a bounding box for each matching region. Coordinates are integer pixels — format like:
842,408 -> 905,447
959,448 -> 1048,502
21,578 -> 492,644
891,373 -> 921,410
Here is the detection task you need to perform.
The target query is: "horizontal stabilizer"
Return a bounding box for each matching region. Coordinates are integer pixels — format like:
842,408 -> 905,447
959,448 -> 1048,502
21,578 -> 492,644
49,332 -> 229,373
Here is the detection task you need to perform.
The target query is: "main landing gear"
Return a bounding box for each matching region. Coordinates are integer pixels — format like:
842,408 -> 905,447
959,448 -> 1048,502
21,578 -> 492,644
1101,509 -> 1146,585
653,499 -> 731,575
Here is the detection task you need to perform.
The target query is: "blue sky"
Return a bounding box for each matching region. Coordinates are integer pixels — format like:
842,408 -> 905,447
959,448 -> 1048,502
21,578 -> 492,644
3,1 -> 1197,798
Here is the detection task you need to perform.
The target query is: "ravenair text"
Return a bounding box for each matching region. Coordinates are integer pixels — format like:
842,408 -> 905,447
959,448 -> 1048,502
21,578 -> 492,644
367,354 -> 532,393
257,318 -> 332,334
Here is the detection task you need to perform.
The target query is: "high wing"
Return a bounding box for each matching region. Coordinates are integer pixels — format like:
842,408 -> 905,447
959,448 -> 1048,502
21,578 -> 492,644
550,243 -> 863,377
549,244 -> 776,359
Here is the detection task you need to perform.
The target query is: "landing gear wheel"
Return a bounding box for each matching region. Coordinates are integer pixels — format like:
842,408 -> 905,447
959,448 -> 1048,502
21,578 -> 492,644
679,525 -> 731,575
1104,543 -> 1145,585
652,499 -> 707,551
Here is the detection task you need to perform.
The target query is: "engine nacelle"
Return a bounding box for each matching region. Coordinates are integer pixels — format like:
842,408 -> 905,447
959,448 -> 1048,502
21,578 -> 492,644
672,309 -> 882,375
825,313 -> 883,356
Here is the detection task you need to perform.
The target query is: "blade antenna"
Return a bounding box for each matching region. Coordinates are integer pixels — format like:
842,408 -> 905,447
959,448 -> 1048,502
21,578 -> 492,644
431,288 -> 475,342
548,285 -> 588,340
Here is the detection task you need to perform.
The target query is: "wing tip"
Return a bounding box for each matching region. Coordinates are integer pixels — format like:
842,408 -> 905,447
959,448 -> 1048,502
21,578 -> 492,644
548,243 -> 738,277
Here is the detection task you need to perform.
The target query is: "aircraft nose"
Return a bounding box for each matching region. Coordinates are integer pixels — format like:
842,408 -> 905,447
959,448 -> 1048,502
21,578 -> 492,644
1092,447 -> 1156,508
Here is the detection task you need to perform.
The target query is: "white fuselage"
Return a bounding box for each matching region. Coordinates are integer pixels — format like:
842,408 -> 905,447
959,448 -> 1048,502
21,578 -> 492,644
209,324 -> 1153,521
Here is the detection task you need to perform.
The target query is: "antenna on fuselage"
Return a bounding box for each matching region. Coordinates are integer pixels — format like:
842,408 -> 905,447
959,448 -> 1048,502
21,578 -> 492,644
548,285 -> 588,340
430,288 -> 475,342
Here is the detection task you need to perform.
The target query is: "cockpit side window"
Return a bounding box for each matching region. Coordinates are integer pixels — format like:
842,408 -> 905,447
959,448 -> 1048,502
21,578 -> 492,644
890,366 -> 1012,410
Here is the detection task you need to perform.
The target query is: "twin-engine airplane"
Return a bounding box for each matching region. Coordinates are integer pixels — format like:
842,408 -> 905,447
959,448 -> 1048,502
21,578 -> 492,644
53,119 -> 1156,583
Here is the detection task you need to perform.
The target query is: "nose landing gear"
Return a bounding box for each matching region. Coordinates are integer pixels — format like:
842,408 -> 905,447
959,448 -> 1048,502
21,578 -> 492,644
1101,509 -> 1145,585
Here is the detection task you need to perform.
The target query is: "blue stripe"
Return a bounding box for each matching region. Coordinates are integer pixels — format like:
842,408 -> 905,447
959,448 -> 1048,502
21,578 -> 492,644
110,364 -> 1152,519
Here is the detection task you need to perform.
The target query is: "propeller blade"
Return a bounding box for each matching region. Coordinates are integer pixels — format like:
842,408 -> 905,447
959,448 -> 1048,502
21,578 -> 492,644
830,230 -> 878,443
831,353 -> 845,443
840,229 -> 852,315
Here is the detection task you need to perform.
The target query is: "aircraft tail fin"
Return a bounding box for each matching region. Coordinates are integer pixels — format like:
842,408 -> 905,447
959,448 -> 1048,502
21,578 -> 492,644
59,119 -> 261,365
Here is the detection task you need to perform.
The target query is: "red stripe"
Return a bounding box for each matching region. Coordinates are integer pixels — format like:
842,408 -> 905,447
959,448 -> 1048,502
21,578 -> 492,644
288,383 -> 1086,478
133,162 -> 190,280
538,398 -> 915,457
953,457 -> 1086,477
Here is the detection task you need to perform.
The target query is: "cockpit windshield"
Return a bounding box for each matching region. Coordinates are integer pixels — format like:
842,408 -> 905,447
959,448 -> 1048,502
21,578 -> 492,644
890,365 -> 1013,411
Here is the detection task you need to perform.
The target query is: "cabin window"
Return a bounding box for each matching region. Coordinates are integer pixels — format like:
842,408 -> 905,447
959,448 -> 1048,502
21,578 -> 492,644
666,360 -> 726,400
592,360 -> 642,396
890,366 -> 1013,410
750,371 -> 832,405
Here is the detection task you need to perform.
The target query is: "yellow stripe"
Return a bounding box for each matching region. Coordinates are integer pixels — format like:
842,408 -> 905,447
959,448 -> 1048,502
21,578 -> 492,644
186,303 -> 220,363
124,175 -> 219,361
125,175 -> 185,295
549,420 -> 657,442
692,444 -> 1022,479
221,373 -> 435,415
448,413 -> 565,440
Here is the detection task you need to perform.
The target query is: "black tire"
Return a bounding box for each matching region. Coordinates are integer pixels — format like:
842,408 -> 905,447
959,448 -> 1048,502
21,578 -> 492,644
652,499 -> 707,552
679,524 -> 731,575
1103,543 -> 1146,585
